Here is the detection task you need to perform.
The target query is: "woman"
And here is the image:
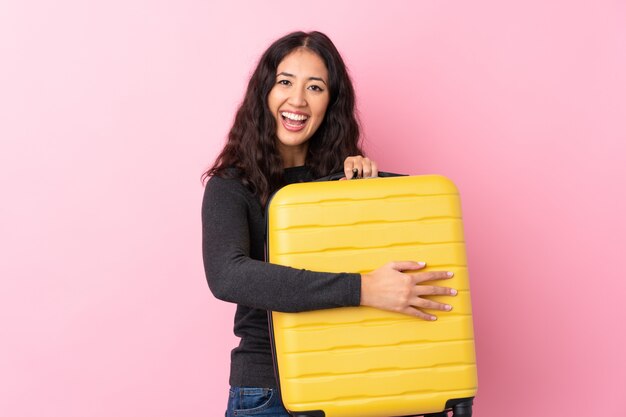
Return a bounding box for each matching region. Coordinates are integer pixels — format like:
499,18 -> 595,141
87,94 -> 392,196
202,31 -> 457,417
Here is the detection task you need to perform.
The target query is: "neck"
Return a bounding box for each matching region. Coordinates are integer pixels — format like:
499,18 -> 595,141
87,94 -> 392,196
279,144 -> 308,168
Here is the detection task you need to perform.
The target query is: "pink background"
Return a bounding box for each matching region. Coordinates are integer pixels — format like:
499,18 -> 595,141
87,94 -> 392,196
1,0 -> 625,416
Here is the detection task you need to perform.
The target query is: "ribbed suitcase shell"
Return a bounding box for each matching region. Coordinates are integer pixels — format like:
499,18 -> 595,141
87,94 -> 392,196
267,175 -> 477,417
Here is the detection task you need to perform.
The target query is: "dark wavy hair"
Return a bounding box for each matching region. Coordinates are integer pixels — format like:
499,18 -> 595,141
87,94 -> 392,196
202,31 -> 363,205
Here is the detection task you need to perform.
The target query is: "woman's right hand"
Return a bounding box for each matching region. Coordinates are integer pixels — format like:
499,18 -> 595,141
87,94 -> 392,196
360,261 -> 457,321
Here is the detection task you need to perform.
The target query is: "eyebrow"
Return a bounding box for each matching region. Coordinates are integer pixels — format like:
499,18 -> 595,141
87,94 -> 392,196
276,72 -> 327,86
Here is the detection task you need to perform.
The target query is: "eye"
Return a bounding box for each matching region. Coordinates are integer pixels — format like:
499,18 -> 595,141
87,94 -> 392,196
277,79 -> 291,86
308,85 -> 324,92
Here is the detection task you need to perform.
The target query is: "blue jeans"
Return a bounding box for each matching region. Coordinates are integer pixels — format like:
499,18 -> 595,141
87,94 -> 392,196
225,386 -> 291,417
224,387 -> 451,416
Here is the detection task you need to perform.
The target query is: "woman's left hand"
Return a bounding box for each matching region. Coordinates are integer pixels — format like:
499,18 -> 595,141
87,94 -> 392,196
343,156 -> 378,179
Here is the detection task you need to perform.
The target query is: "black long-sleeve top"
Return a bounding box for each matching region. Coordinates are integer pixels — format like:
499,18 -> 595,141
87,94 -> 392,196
202,166 -> 362,388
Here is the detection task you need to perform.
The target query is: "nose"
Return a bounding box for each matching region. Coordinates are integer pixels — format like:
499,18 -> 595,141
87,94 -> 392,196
287,86 -> 307,107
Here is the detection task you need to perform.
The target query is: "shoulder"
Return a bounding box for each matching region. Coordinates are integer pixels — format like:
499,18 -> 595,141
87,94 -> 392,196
203,172 -> 258,208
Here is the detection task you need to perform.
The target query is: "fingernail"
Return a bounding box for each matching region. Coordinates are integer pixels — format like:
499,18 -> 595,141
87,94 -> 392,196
445,305 -> 452,311
451,289 -> 458,296
447,272 -> 454,277
430,316 -> 437,321
418,262 -> 426,267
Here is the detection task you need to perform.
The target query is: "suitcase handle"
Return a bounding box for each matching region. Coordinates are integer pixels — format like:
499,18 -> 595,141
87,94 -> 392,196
314,170 -> 406,182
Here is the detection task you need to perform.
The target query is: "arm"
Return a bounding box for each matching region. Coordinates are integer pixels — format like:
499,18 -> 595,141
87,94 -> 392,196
202,175 -> 361,313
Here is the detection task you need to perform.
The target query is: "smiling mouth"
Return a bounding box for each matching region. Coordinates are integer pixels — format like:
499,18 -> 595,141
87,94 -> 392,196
280,111 -> 309,131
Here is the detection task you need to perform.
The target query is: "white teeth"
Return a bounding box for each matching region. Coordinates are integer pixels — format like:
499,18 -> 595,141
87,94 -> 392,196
281,111 -> 308,121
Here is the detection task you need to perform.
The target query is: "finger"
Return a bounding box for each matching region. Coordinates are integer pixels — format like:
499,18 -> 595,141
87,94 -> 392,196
403,307 -> 438,321
343,159 -> 354,180
353,158 -> 364,178
371,160 -> 379,177
413,285 -> 458,297
412,297 -> 453,312
412,271 -> 454,284
362,157 -> 372,178
388,261 -> 427,272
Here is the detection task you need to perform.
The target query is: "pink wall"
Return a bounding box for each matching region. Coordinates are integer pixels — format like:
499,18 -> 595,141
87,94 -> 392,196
1,0 -> 624,416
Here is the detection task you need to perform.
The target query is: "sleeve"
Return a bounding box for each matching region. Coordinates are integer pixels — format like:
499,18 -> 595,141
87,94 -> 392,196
202,176 -> 362,313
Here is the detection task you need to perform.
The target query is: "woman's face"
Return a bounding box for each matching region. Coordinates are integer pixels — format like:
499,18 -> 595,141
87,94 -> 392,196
267,48 -> 330,166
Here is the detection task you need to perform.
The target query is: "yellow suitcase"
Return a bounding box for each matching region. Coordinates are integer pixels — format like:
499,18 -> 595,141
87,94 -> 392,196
267,175 -> 477,417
